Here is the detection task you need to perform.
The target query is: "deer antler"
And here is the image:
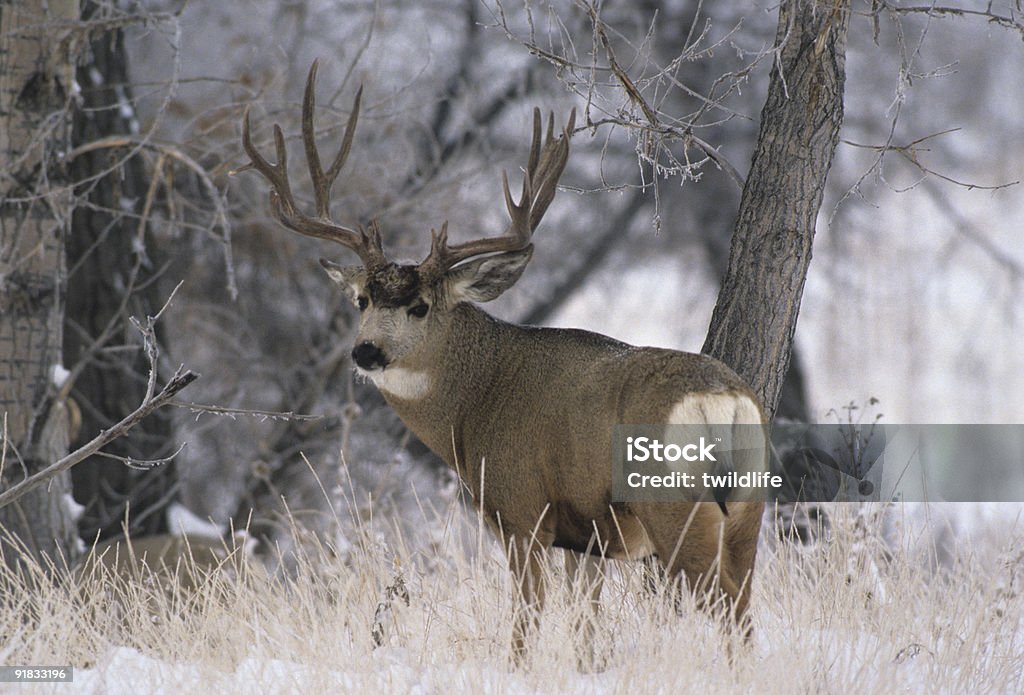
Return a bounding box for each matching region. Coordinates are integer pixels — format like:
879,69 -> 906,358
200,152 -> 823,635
238,60 -> 387,270
419,107 -> 576,281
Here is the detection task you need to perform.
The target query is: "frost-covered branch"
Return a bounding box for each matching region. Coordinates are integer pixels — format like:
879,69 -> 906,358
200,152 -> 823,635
872,1 -> 1024,40
0,370 -> 195,511
172,402 -> 322,423
0,295 -> 198,511
842,128 -> 1020,192
485,0 -> 773,226
831,3 -> 1022,223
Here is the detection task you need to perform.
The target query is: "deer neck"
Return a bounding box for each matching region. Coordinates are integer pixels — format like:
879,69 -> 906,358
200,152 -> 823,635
372,302 -> 512,464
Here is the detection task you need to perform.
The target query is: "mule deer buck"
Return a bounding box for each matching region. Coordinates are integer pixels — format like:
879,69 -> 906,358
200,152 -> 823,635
239,61 -> 768,663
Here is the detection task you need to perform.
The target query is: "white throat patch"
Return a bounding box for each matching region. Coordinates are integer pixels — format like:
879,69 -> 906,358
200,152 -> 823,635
366,367 -> 432,401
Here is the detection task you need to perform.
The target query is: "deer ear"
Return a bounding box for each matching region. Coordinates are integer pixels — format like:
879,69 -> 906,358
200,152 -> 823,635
445,246 -> 534,303
320,258 -> 366,303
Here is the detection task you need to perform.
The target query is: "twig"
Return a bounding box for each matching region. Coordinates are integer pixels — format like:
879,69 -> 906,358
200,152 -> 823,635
842,129 -> 1019,192
0,369 -> 197,511
877,1 -> 1024,39
171,402 -> 322,423
92,441 -> 187,470
0,286 -> 197,510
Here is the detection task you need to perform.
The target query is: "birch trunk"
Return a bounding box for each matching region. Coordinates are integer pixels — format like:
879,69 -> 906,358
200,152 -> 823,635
0,0 -> 82,572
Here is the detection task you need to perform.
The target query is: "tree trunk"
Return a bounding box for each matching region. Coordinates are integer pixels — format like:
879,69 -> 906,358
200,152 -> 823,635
66,1 -> 178,542
0,0 -> 82,572
702,0 -> 850,421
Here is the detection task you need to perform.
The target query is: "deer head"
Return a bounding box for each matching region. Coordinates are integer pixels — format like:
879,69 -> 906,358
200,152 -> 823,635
239,60 -> 574,384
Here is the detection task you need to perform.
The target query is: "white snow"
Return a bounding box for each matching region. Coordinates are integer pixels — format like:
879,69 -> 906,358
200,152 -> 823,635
68,647 -> 611,695
51,364 -> 71,388
61,493 -> 85,522
165,502 -> 226,540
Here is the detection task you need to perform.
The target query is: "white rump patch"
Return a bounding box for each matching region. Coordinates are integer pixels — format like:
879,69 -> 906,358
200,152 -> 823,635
667,393 -> 768,491
368,367 -> 432,400
667,392 -> 762,426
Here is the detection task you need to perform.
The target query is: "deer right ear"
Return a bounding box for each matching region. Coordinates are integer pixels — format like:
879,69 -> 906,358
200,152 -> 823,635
319,258 -> 366,303
445,246 -> 533,304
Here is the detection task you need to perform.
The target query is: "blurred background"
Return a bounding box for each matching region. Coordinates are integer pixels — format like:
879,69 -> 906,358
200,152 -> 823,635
44,0 -> 1024,564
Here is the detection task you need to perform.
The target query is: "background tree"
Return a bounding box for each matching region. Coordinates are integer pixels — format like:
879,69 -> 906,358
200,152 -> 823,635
0,0 -> 82,571
703,0 -> 849,420
1,1 -> 206,571
66,0 -> 180,543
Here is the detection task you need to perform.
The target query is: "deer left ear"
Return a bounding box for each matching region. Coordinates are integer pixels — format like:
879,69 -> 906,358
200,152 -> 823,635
320,258 -> 366,303
445,246 -> 534,303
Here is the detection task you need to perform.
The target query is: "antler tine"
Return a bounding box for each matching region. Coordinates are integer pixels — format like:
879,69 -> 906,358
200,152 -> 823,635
301,61 -> 327,218
527,108 -> 575,229
238,62 -> 385,269
269,124 -> 293,211
419,107 -> 574,280
327,86 -> 362,186
302,60 -> 363,220
525,108 -> 542,180
241,109 -> 292,207
429,221 -> 450,255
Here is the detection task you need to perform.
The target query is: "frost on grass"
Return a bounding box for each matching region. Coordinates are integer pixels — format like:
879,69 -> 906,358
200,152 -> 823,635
2,502 -> 1022,694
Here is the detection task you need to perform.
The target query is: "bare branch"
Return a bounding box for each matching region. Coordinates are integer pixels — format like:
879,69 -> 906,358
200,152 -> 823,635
487,0 -> 765,227
92,442 -> 187,471
171,402 -> 322,423
0,285 -> 197,511
875,1 -> 1024,39
0,369 -> 196,511
842,129 -> 1020,192
831,6 -> 1020,223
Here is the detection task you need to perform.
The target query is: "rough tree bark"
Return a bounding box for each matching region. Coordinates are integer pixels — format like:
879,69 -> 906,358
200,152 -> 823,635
0,0 -> 82,571
67,1 -> 178,542
702,0 -> 850,421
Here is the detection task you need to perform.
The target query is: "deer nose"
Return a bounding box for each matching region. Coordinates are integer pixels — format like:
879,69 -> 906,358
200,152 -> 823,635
351,342 -> 387,370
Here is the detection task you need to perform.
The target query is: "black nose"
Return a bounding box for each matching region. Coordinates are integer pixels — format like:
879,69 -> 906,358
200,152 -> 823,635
351,341 -> 387,370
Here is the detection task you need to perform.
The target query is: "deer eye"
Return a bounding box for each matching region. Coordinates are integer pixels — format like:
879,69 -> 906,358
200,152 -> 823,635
357,296 -> 368,312
407,303 -> 429,319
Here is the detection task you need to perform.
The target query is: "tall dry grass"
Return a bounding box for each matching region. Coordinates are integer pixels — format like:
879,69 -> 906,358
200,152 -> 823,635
1,501 -> 1021,693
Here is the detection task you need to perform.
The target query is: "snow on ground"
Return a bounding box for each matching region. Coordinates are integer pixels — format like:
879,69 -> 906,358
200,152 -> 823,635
67,647 -> 602,695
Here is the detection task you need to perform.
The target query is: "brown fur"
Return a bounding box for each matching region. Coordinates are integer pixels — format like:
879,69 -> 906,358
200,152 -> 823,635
76,533 -> 257,596
338,296 -> 767,661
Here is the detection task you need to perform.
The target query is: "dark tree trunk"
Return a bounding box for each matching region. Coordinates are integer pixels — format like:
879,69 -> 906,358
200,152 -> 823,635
66,1 -> 178,542
703,0 -> 850,421
0,0 -> 81,572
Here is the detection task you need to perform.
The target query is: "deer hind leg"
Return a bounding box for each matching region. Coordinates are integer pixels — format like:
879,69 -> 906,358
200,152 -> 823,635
723,501 -> 765,641
636,504 -> 753,637
563,549 -> 604,671
507,535 -> 549,665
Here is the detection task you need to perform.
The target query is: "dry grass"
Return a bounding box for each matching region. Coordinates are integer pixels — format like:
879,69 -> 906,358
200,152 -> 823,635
1,502 -> 1022,693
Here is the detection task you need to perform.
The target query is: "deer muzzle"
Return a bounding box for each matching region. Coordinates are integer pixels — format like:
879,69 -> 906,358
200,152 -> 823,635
352,341 -> 388,370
